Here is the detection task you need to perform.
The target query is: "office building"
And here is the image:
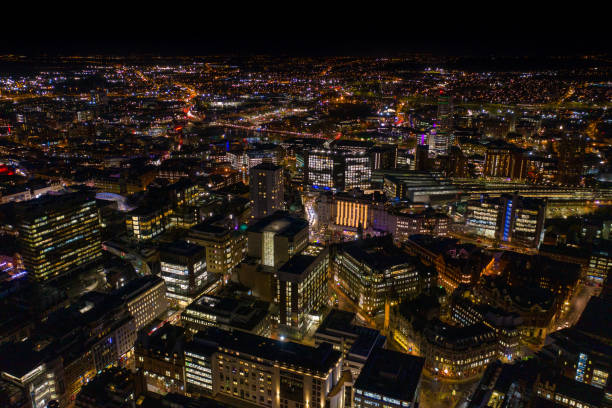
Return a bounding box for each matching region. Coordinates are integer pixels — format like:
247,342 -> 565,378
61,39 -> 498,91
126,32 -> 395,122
277,244 -> 329,339
428,93 -> 453,157
465,194 -> 546,248
587,240 -> 612,283
379,170 -> 459,204
534,373 -> 605,408
557,134 -> 587,185
404,235 -> 493,293
333,236 -> 435,314
75,367 -> 137,408
394,210 -> 449,241
483,140 -> 528,180
187,220 -> 246,280
542,328 -> 612,391
369,145 -> 397,170
316,191 -> 395,239
314,309 -> 386,379
126,179 -> 199,241
0,341 -> 65,408
181,295 -> 271,336
16,191 -> 102,282
112,275 -> 168,331
135,324 -> 187,396
159,241 -> 208,307
304,148 -> 371,192
246,212 -> 309,270
353,348 -> 424,408
393,295 -> 501,380
250,163 -> 284,220
184,327 -> 344,408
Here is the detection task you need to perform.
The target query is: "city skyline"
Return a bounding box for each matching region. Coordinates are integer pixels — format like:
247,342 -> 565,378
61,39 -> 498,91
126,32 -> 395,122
0,27 -> 610,408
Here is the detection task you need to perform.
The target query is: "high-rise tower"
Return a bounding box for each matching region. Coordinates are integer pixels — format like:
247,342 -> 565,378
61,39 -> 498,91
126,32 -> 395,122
249,162 -> 284,220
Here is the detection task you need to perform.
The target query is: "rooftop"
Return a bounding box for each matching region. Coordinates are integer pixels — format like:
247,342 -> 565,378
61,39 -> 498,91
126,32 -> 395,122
159,240 -> 206,259
136,323 -> 187,356
248,211 -> 308,237
192,327 -> 341,374
354,348 -> 424,403
183,295 -> 270,332
340,235 -> 417,271
251,162 -> 282,171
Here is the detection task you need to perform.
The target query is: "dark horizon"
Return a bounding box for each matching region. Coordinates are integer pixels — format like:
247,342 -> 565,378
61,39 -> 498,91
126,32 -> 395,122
1,7 -> 609,57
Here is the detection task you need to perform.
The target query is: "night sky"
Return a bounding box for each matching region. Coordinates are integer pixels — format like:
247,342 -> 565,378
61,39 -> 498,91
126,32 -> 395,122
1,6 -> 609,56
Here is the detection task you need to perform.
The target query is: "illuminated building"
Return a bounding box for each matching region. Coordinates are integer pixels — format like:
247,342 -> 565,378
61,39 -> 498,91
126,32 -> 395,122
276,244 -> 329,339
304,149 -> 371,192
247,144 -> 282,169
127,205 -> 171,241
449,288 -> 521,362
185,327 -> 344,408
250,163 -> 284,220
0,291 -> 138,406
334,193 -> 374,230
465,199 -> 502,239
535,373 -> 605,408
330,140 -> 374,155
468,359 -> 539,407
15,191 -> 102,282
475,275 -> 557,341
465,194 -> 546,248
229,144 -> 282,182
304,149 -> 335,190
380,170 -> 459,203
135,324 -> 187,395
92,169 -> 156,195
314,309 -> 386,379
369,145 -> 397,170
159,241 -> 208,307
0,181 -> 63,204
544,329 -> 612,392
112,275 -> 168,331
126,179 -> 199,241
333,236 -> 435,314
187,221 -> 246,279
181,295 -> 271,336
394,210 -> 449,241
499,251 -> 580,318
556,134 -> 587,185
316,190 -> 394,238
75,367 -> 137,408
394,298 -> 499,379
345,154 -> 371,191
586,241 -> 612,283
158,159 -> 199,182
353,348 -> 424,408
404,235 -> 492,293
247,212 -> 309,270
429,93 -> 453,157
0,341 -> 65,408
483,140 -> 528,180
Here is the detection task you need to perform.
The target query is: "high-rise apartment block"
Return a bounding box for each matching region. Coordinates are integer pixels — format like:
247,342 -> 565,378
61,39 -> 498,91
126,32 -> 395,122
250,163 -> 284,220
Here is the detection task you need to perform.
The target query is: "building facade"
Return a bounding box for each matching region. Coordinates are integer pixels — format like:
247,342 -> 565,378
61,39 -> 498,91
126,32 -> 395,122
16,191 -> 102,282
250,163 -> 284,220
160,241 -> 208,307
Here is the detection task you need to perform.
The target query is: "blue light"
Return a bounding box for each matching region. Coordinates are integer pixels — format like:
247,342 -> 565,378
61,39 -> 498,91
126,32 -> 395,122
503,200 -> 512,242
